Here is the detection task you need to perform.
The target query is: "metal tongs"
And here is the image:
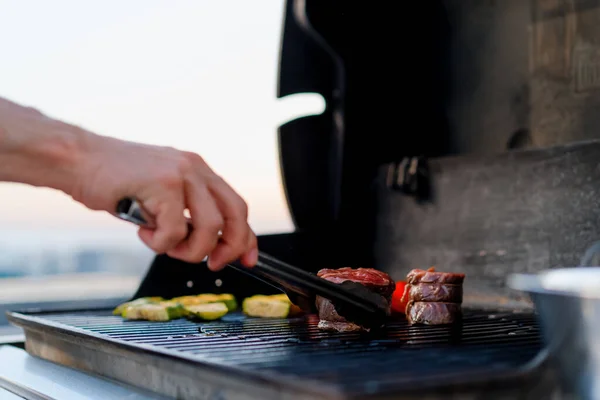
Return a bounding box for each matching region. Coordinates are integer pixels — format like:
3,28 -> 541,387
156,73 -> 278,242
116,198 -> 390,329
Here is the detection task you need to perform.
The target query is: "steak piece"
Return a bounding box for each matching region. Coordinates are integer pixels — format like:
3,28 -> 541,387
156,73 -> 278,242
405,283 -> 463,303
403,267 -> 465,325
406,268 -> 465,285
317,267 -> 396,299
315,295 -> 365,332
316,267 -> 395,332
406,301 -> 462,325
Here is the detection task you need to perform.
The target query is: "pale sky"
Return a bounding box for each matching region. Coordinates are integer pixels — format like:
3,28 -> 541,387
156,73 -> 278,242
0,0 -> 324,235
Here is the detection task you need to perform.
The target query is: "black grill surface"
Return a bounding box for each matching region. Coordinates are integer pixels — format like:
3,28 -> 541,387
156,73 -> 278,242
10,309 -> 543,398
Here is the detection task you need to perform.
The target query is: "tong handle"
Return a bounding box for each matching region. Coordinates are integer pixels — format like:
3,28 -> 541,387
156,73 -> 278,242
116,198 -> 155,228
116,198 -> 193,239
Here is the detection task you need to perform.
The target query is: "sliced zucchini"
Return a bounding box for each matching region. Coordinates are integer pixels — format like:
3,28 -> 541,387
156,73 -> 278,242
172,294 -> 220,305
112,296 -> 163,315
185,302 -> 229,321
172,293 -> 237,311
254,293 -> 303,317
242,295 -> 291,318
270,294 -> 291,302
122,303 -> 183,321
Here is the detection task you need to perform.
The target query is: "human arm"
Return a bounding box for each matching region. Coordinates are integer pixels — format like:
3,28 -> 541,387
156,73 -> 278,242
0,96 -> 257,271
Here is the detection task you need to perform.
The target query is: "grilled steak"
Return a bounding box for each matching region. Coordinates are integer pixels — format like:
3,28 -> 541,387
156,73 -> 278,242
315,295 -> 365,332
317,267 -> 396,299
404,267 -> 465,325
404,283 -> 463,303
407,268 -> 465,285
316,267 -> 395,332
406,301 -> 462,325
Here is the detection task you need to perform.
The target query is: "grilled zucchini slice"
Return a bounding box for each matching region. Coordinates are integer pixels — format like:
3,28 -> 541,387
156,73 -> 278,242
270,294 -> 291,302
185,302 -> 229,320
242,295 -> 291,318
172,293 -> 237,311
122,302 -> 184,321
172,294 -> 217,306
112,296 -> 163,316
251,294 -> 303,317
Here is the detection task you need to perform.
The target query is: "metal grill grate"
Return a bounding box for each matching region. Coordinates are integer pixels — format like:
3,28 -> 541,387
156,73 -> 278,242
12,308 -> 543,397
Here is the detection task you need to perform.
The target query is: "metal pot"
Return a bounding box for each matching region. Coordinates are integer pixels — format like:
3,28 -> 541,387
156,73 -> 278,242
508,243 -> 600,400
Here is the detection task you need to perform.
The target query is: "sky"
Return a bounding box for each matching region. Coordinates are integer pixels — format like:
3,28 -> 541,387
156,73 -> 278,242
0,0 -> 324,238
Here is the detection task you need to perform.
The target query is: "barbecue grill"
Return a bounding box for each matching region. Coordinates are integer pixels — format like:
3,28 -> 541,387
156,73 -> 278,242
5,0 -> 600,398
7,308 -> 549,400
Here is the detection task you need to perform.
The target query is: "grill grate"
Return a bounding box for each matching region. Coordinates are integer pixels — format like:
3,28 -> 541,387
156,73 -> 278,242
15,308 -> 543,397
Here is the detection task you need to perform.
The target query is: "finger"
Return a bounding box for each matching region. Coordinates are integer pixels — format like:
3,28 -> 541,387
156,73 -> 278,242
207,220 -> 251,271
206,177 -> 251,270
167,182 -> 223,264
240,229 -> 258,267
137,196 -> 187,254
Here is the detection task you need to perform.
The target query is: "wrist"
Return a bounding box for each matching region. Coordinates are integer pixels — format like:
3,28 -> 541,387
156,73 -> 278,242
0,117 -> 91,195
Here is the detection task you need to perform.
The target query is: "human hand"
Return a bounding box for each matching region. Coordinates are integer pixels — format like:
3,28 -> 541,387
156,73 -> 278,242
71,135 -> 258,271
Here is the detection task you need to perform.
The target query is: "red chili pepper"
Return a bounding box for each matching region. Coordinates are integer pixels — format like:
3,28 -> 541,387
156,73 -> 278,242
391,281 -> 409,314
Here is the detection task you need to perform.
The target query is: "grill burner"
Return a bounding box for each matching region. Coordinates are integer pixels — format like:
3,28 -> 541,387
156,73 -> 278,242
8,309 -> 544,399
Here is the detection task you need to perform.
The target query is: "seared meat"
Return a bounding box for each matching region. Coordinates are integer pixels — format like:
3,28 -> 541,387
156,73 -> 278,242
407,268 -> 465,285
404,267 -> 464,325
317,267 -> 396,299
317,320 -> 364,332
405,283 -> 462,303
315,295 -> 347,323
406,301 -> 462,325
316,267 -> 394,332
315,296 -> 365,332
